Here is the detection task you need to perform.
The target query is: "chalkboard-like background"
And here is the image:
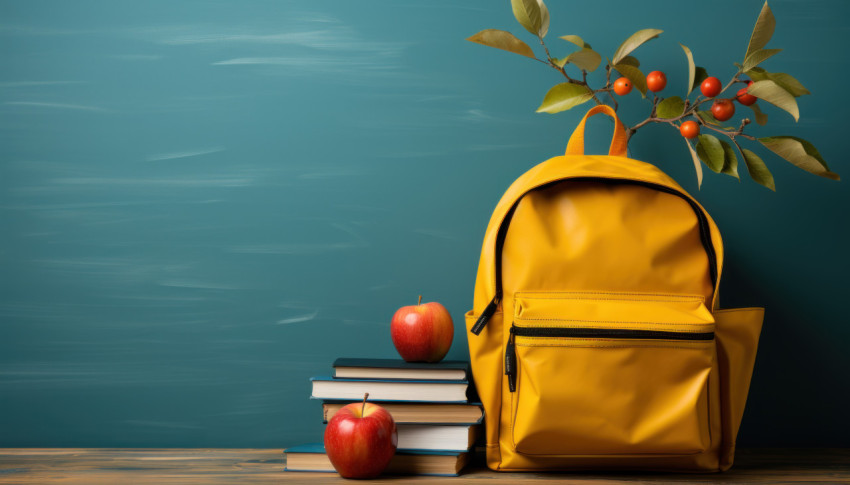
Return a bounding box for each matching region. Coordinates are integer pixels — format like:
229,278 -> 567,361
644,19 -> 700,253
2,0 -> 848,447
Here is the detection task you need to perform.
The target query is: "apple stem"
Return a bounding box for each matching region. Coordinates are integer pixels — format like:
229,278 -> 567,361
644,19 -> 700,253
418,295 -> 422,306
361,393 -> 369,417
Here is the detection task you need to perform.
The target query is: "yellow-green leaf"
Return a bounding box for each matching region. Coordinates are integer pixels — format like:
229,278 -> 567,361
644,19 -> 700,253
746,2 -> 776,60
764,72 -> 809,97
680,43 -> 696,96
696,134 -> 725,173
565,48 -> 602,72
759,136 -> 840,180
747,67 -> 810,97
613,63 -> 647,98
684,138 -> 703,188
697,110 -> 735,130
618,55 -> 640,67
560,35 -> 586,48
740,148 -> 775,191
656,96 -> 685,119
536,83 -> 594,114
719,140 -> 740,179
511,0 -> 548,37
692,66 -> 709,95
749,103 -> 768,125
466,29 -> 536,59
612,29 -> 663,65
742,48 -> 782,72
538,0 -> 550,38
748,80 -> 800,121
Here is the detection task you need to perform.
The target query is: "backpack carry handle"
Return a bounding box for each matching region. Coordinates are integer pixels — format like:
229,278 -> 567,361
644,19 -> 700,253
565,105 -> 628,157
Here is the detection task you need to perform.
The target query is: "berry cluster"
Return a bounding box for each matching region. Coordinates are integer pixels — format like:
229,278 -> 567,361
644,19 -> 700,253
614,71 -> 759,140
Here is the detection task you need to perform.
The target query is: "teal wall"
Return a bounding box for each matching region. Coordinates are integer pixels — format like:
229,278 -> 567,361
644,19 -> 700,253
2,0 -> 847,447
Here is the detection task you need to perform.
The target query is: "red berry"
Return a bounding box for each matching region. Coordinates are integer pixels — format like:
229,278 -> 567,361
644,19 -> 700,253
646,71 -> 667,92
613,77 -> 633,96
736,86 -> 757,106
711,99 -> 736,121
680,120 -> 700,139
700,77 -> 722,98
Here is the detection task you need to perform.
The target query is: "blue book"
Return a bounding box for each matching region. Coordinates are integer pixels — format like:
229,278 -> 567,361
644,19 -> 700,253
284,442 -> 470,476
332,358 -> 470,381
310,376 -> 469,403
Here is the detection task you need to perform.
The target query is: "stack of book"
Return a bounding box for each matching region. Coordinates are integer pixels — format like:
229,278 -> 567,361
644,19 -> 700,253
284,358 -> 482,477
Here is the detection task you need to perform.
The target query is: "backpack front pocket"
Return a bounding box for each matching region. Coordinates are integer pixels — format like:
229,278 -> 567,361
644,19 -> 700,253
508,292 -> 715,456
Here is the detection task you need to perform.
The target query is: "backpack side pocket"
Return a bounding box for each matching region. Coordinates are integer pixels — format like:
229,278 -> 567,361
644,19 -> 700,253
714,307 -> 764,470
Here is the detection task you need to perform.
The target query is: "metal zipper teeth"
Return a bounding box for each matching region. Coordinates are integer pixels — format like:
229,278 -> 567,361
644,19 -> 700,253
511,326 -> 715,341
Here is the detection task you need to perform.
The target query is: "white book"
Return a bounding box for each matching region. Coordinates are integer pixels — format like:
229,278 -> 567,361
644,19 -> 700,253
396,424 -> 479,452
310,376 -> 468,403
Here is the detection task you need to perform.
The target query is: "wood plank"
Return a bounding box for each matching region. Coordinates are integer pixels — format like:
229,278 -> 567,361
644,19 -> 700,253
0,448 -> 848,484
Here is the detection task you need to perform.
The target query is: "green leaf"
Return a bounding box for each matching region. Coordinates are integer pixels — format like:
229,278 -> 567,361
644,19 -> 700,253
560,35 -> 586,48
511,0 -> 546,37
680,44 -> 696,96
692,66 -> 709,95
748,80 -> 800,121
466,29 -> 536,59
618,55 -> 640,67
740,148 -> 776,191
742,48 -> 782,72
719,140 -> 740,179
747,67 -> 810,97
538,0 -> 550,38
536,83 -> 594,113
564,48 -> 602,72
684,138 -> 703,188
656,96 -> 685,119
612,29 -> 663,65
790,137 -> 830,169
749,103 -> 768,125
759,136 -> 840,180
745,2 -> 776,60
613,63 -> 647,98
697,110 -> 735,130
696,134 -> 725,173
764,72 -> 809,97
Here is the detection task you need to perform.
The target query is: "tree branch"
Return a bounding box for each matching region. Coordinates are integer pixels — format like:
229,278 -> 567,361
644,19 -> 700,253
624,70 -> 747,142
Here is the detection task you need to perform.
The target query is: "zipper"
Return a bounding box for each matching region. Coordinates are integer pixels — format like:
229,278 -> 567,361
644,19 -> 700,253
471,177 -> 718,337
512,326 -> 715,340
470,295 -> 500,335
505,327 -> 517,392
505,325 -> 714,392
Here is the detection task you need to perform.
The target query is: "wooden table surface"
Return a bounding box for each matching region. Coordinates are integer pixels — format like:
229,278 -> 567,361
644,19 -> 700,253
1,448 -> 848,484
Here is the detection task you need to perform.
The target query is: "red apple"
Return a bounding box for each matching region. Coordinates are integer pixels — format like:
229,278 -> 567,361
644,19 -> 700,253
324,393 -> 397,479
391,295 -> 454,363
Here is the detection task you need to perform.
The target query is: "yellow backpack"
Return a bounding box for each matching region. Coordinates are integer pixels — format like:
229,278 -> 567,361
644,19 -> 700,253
466,105 -> 763,472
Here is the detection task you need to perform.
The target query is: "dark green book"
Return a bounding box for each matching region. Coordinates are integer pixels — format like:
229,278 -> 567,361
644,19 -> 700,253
332,358 -> 469,381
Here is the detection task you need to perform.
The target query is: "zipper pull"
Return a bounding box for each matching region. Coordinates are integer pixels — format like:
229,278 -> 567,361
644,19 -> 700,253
470,295 -> 500,336
505,326 -> 516,392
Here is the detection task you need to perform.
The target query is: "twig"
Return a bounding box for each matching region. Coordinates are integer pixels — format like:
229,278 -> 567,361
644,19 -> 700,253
604,64 -> 618,111
625,71 -> 747,142
527,39 -> 750,145
535,35 -> 606,106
